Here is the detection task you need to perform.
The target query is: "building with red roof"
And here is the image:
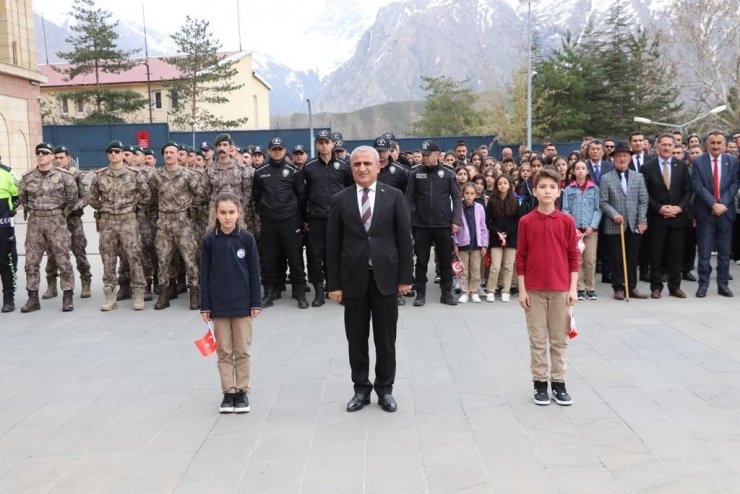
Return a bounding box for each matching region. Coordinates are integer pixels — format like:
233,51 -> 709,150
39,51 -> 271,131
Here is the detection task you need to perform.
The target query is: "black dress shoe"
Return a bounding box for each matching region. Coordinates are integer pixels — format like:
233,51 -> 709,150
718,286 -> 734,297
682,272 -> 697,282
378,394 -> 398,413
346,393 -> 370,412
696,286 -> 708,298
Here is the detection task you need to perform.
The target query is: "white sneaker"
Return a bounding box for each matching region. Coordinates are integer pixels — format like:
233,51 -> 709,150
471,293 -> 481,303
486,292 -> 495,302
458,294 -> 469,304
478,287 -> 487,297
501,293 -> 511,303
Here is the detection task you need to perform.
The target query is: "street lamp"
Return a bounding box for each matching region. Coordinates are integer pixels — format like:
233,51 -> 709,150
633,105 -> 727,134
525,0 -> 532,151
307,98 -> 314,157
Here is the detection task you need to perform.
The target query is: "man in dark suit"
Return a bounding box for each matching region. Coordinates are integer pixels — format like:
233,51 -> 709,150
586,139 -> 615,283
691,131 -> 740,297
640,133 -> 692,298
599,141 -> 650,300
327,146 -> 413,413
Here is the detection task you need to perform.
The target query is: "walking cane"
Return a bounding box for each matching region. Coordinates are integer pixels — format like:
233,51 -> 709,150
620,223 -> 629,302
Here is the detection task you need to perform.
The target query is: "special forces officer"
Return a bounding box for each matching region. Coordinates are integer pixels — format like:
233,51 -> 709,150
42,145 -> 92,299
253,137 -> 309,308
302,130 -> 354,306
148,141 -> 205,310
88,140 -> 151,311
405,140 -> 462,307
205,133 -> 255,231
18,143 -> 78,313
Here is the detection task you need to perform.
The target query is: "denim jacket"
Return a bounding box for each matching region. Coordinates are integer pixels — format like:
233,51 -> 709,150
562,180 -> 602,230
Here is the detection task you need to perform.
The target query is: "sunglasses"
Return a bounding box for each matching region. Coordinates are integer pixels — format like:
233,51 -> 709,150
604,145 -> 615,148
36,150 -> 52,156
107,149 -> 122,154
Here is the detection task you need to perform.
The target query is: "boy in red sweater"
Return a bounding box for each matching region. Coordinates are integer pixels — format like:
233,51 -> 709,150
516,167 -> 580,406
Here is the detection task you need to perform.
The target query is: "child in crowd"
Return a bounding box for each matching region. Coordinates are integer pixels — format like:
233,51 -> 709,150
471,174 -> 487,206
562,160 -> 602,301
200,192 -> 262,414
484,170 -> 497,199
516,168 -> 579,406
453,183 -> 489,303
485,175 -> 522,303
454,165 -> 470,194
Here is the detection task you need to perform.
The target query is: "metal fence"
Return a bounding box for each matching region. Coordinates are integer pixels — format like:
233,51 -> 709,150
42,123 -> 582,168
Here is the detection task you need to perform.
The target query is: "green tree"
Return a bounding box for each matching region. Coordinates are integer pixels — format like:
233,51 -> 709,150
164,16 -> 247,129
55,0 -> 147,123
411,76 -> 482,136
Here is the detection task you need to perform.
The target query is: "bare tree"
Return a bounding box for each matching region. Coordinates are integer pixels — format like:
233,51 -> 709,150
665,0 -> 740,130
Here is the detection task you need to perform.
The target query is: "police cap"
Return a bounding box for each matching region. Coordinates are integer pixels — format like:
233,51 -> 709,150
316,130 -> 332,143
420,140 -> 440,155
268,137 -> 285,150
292,144 -> 306,154
373,137 -> 390,150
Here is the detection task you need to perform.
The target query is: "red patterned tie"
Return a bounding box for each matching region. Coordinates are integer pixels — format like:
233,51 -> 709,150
713,158 -> 720,200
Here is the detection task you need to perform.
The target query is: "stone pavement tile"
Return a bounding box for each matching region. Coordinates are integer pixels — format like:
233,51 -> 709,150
0,454 -> 79,485
365,428 -> 421,460
547,465 -> 622,494
417,430 -> 489,493
300,445 -> 365,493
46,452 -> 137,494
175,480 -> 241,494
365,456 -> 427,494
109,450 -> 193,492
0,483 -> 55,493
663,457 -> 740,493
609,457 -> 684,493
235,459 -> 305,494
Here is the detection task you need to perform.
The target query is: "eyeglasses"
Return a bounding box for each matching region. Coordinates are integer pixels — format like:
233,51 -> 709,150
107,149 -> 122,154
36,150 -> 52,156
604,145 -> 615,149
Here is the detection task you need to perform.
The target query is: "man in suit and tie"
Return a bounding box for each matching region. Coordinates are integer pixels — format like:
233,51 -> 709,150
599,141 -> 650,300
327,146 -> 414,413
640,133 -> 692,298
629,131 -> 652,281
691,131 -> 740,297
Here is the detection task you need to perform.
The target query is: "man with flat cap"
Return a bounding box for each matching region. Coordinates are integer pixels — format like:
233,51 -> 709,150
18,143 -> 78,312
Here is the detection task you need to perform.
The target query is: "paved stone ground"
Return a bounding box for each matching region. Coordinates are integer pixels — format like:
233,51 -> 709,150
2,217 -> 740,493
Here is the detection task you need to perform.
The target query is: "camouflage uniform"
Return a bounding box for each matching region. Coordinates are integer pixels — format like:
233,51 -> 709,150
88,166 -> 151,289
205,159 -> 257,234
117,165 -> 157,286
45,166 -> 91,284
19,167 -> 78,291
190,167 -> 210,242
148,166 -> 205,289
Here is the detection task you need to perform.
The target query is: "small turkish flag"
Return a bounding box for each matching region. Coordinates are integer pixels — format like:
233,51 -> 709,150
568,307 -> 578,339
194,323 -> 217,356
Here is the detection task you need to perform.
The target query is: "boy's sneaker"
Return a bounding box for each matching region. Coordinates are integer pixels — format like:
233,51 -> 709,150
510,287 -> 519,296
234,390 -> 251,413
471,293 -> 481,303
458,293 -> 469,304
219,393 -> 236,413
586,290 -> 598,300
533,381 -> 550,406
577,290 -> 586,300
551,382 -> 573,406
486,292 -> 495,302
501,293 -> 511,303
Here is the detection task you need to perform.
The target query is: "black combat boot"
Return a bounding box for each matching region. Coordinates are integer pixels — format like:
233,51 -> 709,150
154,283 -> 170,310
261,285 -> 275,308
413,285 -> 426,307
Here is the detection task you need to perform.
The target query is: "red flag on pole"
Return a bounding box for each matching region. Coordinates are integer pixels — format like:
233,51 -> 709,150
194,322 -> 217,356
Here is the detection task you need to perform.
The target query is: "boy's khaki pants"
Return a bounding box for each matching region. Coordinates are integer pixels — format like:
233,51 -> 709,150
524,290 -> 569,382
213,316 -> 253,393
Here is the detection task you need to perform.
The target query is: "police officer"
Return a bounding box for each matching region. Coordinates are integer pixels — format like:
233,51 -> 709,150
253,137 -> 309,308
333,139 -> 348,162
292,145 -> 308,170
374,136 -> 410,306
0,153 -> 19,312
19,143 -> 78,312
302,130 -> 354,306
251,146 -> 266,168
405,140 -> 462,306
43,145 -> 92,299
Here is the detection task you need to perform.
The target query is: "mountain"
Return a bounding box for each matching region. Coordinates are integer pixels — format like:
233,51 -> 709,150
252,54 -> 323,118
34,13 -> 173,64
318,0 -> 671,112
